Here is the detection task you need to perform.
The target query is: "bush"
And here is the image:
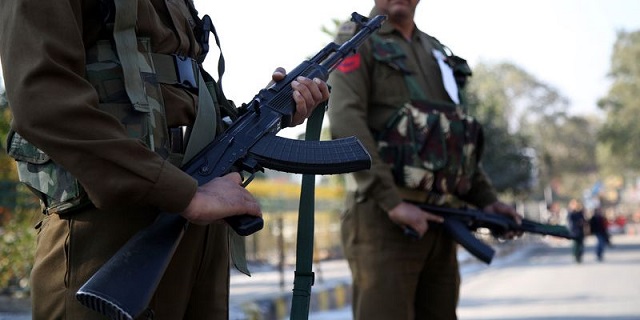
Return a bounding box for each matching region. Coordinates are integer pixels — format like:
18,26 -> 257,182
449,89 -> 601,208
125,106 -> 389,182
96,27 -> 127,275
0,206 -> 38,296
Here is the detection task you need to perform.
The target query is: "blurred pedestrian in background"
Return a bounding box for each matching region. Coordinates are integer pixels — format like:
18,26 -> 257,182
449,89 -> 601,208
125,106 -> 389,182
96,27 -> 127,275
589,207 -> 610,261
567,199 -> 587,263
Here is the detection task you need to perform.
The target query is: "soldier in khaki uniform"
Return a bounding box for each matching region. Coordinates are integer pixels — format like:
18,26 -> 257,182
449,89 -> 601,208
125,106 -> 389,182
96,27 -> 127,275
0,0 -> 329,319
328,1 -> 522,319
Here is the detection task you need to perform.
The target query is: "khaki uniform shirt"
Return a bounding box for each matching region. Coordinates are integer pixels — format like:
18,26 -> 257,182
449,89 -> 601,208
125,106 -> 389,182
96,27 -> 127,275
0,0 -> 200,213
328,11 -> 498,212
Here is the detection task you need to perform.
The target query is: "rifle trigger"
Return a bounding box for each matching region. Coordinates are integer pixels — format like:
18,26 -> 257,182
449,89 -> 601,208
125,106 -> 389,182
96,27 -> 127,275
241,172 -> 255,188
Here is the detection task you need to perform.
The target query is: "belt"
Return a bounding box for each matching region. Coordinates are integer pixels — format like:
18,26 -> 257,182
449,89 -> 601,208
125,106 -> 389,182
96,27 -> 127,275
151,53 -> 200,94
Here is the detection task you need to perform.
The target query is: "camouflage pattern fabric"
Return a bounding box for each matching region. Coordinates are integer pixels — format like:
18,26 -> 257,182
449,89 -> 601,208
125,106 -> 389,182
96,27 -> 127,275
6,38 -> 171,214
86,39 -> 171,158
376,101 -> 483,195
6,131 -> 87,214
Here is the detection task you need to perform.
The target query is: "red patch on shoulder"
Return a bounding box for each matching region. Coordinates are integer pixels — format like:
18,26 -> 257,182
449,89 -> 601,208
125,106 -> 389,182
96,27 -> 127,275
336,53 -> 361,73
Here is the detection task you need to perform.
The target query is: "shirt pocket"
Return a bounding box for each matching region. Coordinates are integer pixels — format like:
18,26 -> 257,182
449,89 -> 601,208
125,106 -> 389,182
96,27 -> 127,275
371,41 -> 411,106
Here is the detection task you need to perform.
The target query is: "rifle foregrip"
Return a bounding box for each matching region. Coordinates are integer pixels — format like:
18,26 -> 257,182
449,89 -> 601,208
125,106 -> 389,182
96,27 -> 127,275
250,135 -> 371,174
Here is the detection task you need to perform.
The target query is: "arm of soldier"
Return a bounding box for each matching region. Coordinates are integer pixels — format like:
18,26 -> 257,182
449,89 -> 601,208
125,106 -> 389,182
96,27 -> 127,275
456,166 -> 499,208
327,49 -> 402,212
467,167 -> 522,224
457,167 -> 523,238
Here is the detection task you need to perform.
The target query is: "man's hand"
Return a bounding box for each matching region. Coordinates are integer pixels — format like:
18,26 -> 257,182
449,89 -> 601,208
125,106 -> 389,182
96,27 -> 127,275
388,202 -> 445,238
483,201 -> 523,239
271,67 -> 330,126
181,172 -> 262,225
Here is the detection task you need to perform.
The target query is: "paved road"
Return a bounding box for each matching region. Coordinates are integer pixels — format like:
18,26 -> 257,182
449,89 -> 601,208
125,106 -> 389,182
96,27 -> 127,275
3,234 -> 639,320
457,234 -> 640,320
309,234 -> 640,320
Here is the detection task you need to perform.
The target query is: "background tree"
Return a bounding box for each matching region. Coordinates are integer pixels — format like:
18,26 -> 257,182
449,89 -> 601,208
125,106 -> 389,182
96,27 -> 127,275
597,30 -> 640,175
465,63 -> 535,197
466,62 -> 600,202
532,114 -> 600,201
0,76 -> 17,218
1,73 -> 39,295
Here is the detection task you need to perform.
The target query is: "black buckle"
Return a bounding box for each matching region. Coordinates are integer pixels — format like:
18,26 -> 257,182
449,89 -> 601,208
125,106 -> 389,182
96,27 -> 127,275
172,54 -> 199,93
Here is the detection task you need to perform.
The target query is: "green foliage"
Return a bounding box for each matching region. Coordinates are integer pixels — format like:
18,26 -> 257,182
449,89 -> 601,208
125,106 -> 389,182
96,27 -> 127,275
597,30 -> 640,174
465,62 -> 537,196
0,77 -> 38,294
465,61 -> 601,201
0,206 -> 38,294
479,120 -> 536,195
1,78 -> 14,181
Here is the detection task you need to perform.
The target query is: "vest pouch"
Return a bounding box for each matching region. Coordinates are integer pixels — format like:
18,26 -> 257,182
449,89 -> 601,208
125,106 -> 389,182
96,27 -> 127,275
376,101 -> 482,195
6,131 -> 90,215
85,39 -> 171,159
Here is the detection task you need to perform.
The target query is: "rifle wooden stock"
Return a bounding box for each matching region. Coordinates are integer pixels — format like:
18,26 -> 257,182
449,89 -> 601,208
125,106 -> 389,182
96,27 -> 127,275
76,12 -> 385,320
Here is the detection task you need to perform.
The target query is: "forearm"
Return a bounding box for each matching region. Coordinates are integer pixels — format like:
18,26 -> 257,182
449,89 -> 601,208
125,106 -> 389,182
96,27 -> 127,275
327,70 -> 401,211
456,166 -> 499,208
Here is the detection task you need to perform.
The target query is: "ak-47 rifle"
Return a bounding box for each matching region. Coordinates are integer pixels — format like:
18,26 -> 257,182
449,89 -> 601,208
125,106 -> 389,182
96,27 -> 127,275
75,12 -> 386,320
405,202 -> 575,264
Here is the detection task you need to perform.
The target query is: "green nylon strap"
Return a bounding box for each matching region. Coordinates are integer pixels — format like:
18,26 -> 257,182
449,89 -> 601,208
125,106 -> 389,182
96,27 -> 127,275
179,72 -> 250,275
289,103 -> 327,320
406,76 -> 428,101
112,0 -> 149,112
181,73 -> 217,166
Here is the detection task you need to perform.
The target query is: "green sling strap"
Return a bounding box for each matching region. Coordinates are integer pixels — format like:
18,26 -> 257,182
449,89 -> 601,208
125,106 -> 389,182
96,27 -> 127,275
289,102 -> 327,320
181,70 -> 250,276
181,73 -> 217,165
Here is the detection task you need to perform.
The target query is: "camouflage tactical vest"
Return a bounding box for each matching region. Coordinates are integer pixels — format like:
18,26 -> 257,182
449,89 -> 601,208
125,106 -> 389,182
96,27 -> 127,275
5,0 -> 227,215
371,34 -> 482,196
377,101 -> 483,195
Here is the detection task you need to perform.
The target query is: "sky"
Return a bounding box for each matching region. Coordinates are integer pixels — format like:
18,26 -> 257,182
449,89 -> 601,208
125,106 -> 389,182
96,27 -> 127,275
189,0 -> 640,126
1,1 -> 639,125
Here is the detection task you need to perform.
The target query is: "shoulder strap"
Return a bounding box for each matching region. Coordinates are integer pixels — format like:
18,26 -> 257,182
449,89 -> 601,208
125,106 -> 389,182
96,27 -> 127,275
370,34 -> 428,101
191,13 -> 239,133
112,0 -> 149,112
418,33 -> 474,106
421,33 -> 472,90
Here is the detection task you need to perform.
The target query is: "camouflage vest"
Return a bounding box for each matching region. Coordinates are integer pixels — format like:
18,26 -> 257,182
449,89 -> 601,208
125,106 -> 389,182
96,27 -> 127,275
371,34 -> 482,196
5,0 -> 230,215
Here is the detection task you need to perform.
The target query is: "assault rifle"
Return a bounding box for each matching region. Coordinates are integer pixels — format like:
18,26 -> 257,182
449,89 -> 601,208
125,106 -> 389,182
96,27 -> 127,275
76,12 -> 386,320
404,202 -> 574,264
